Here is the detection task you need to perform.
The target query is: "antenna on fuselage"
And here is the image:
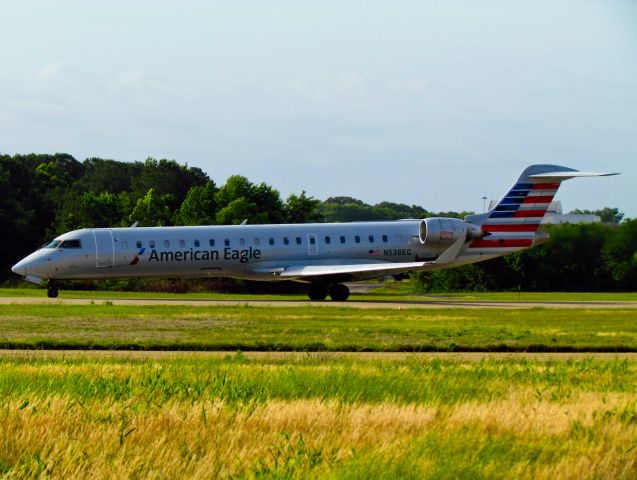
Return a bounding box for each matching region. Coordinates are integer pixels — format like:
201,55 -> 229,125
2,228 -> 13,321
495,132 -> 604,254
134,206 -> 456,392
130,221 -> 139,228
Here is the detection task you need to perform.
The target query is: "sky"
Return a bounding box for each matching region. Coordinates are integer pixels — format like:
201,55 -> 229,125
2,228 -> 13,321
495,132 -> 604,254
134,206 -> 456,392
1,0 -> 635,216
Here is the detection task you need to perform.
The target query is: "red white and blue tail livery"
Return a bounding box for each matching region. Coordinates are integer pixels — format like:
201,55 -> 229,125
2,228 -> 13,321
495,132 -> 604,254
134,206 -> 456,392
462,165 -> 618,260
11,164 -> 618,300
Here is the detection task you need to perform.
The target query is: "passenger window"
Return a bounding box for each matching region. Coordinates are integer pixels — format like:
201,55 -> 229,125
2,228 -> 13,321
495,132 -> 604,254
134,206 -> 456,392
164,240 -> 170,248
209,239 -> 215,247
194,239 -> 200,247
150,240 -> 155,248
369,235 -> 374,243
296,237 -> 302,245
269,238 -> 275,246
325,236 -> 331,244
355,235 -> 360,244
382,235 -> 388,243
224,239 -> 230,247
136,241 -> 142,249
340,236 -> 346,244
179,239 -> 186,248
309,237 -> 316,245
240,238 -> 246,246
283,237 -> 289,245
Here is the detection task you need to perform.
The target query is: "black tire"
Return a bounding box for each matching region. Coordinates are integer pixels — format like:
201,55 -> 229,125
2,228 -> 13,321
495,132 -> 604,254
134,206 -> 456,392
308,284 -> 328,301
329,283 -> 350,302
47,287 -> 59,298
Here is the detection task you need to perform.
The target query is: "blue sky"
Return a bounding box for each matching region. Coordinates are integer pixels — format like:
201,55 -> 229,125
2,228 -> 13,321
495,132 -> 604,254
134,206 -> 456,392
1,0 -> 635,216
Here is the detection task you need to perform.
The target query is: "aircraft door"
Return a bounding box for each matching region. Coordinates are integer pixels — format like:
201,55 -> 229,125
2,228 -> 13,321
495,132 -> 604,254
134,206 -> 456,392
307,234 -> 318,256
92,229 -> 115,267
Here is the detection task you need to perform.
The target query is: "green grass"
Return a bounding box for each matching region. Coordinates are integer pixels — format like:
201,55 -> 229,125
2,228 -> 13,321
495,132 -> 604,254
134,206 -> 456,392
0,353 -> 635,478
2,286 -> 637,302
1,303 -> 637,351
0,353 -> 635,405
0,287 -> 308,300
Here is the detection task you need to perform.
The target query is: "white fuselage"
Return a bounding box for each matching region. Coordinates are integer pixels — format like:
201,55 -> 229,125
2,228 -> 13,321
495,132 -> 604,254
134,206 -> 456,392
14,220 -> 465,284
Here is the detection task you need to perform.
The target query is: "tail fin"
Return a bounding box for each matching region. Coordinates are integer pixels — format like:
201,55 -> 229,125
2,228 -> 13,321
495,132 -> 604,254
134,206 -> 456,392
464,164 -> 618,252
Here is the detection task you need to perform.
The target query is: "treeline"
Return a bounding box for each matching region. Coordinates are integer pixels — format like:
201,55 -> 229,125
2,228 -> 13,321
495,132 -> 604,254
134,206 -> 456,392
1,153 -> 634,291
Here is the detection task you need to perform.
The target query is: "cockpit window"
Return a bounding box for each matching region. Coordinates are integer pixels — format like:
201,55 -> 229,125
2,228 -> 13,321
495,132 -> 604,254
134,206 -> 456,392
43,240 -> 62,249
60,240 -> 82,249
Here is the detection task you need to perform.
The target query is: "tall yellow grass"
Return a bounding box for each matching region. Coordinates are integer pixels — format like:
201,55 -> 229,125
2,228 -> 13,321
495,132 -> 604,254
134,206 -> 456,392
2,391 -> 635,479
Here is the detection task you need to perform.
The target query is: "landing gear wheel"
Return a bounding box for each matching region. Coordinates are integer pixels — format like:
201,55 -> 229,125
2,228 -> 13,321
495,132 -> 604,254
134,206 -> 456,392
329,283 -> 350,302
308,284 -> 328,301
47,281 -> 59,298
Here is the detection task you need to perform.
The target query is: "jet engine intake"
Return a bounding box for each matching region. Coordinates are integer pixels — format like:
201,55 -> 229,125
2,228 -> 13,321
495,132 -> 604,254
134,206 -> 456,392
419,218 -> 484,246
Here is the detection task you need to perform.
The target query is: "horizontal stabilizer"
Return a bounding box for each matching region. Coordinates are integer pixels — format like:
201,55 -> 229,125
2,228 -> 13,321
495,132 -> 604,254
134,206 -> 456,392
529,171 -> 619,180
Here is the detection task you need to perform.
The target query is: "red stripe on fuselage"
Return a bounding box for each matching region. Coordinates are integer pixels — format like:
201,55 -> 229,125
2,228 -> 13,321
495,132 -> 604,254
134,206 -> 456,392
470,239 -> 534,248
482,224 -> 539,232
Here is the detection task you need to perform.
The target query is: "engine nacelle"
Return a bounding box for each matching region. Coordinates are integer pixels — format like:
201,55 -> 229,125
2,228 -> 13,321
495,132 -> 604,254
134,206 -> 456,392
419,218 -> 484,246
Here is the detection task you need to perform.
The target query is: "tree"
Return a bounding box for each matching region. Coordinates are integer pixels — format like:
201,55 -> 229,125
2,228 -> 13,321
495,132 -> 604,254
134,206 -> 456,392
0,156 -> 39,278
215,197 -> 258,225
80,158 -> 142,193
214,175 -> 285,224
131,158 -> 209,210
176,182 -> 218,225
600,219 -> 637,289
252,182 -> 285,223
284,191 -> 322,223
318,198 -> 384,222
569,207 -> 624,224
55,191 -> 131,231
129,189 -> 174,226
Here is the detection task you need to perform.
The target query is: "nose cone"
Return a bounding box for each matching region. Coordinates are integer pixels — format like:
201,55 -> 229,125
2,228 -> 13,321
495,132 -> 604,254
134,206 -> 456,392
12,250 -> 51,278
12,258 -> 28,276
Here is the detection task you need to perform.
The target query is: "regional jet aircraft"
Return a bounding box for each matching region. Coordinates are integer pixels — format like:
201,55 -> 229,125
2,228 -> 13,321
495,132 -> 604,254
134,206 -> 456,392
12,165 -> 618,300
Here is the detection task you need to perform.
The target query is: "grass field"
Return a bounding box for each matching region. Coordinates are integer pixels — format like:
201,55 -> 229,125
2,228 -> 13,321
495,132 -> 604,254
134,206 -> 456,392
1,301 -> 636,352
2,289 -> 636,477
2,286 -> 637,302
0,352 -> 635,479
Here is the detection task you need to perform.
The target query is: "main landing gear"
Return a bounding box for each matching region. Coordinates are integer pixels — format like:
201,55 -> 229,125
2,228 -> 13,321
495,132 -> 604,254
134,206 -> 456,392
47,280 -> 59,298
307,283 -> 350,302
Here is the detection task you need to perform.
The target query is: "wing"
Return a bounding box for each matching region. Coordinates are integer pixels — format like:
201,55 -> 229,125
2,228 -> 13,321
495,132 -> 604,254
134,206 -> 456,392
252,260 -> 432,282
250,237 -> 468,282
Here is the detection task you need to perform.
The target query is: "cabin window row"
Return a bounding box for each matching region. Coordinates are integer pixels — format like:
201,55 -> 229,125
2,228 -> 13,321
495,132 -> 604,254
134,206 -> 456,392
134,234 -> 401,250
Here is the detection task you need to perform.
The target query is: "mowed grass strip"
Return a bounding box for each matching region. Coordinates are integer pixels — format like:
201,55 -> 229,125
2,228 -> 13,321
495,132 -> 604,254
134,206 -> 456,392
1,303 -> 637,351
2,287 -> 637,302
0,354 -> 635,479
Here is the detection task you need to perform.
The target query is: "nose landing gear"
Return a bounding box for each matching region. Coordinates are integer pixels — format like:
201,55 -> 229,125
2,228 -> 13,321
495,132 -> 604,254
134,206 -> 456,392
47,280 -> 59,298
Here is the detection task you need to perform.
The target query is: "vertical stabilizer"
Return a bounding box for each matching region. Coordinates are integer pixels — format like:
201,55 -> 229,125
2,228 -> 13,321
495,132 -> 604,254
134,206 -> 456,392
463,164 -> 617,255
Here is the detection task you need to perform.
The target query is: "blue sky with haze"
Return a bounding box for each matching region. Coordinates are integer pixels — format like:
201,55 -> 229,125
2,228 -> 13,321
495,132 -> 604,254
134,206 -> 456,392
1,1 -> 635,216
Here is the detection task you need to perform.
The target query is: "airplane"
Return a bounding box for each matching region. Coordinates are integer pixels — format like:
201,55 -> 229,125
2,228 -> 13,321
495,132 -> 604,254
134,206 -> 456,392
11,164 -> 618,301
